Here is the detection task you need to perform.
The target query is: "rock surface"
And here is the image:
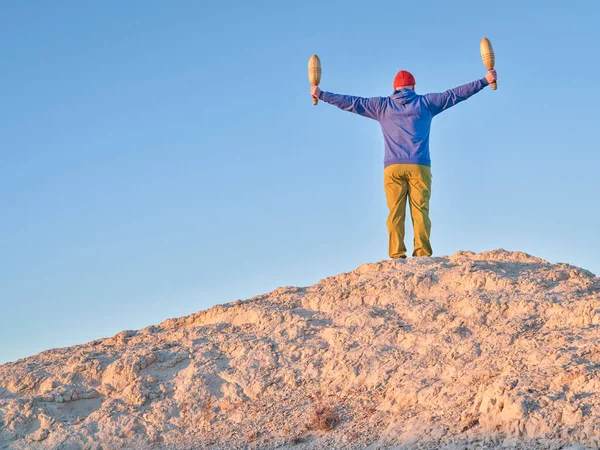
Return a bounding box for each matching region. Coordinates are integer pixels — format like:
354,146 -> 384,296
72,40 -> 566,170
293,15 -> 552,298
1,249 -> 600,449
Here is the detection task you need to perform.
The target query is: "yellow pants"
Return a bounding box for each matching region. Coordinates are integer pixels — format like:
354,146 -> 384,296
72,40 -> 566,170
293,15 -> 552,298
383,164 -> 432,258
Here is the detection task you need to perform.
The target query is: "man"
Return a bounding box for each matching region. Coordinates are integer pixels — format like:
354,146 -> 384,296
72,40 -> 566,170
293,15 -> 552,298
310,69 -> 497,259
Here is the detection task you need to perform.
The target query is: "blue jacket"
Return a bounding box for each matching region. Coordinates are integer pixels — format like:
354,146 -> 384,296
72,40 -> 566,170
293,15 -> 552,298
318,78 -> 489,167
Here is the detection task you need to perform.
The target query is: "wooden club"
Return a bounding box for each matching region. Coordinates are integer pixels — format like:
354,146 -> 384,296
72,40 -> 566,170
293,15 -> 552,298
480,38 -> 497,90
308,54 -> 322,105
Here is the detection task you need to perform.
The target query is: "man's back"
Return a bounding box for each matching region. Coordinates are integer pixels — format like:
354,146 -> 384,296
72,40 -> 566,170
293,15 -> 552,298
378,89 -> 435,167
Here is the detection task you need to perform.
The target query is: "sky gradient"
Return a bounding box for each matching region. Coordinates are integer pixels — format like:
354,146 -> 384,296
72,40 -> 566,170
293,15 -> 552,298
1,0 -> 599,364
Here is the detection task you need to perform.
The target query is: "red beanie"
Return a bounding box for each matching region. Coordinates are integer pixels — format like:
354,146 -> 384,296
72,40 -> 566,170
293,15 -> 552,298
393,70 -> 416,89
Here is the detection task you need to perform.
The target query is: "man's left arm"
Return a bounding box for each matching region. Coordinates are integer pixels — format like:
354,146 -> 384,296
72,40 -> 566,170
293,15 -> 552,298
311,86 -> 383,120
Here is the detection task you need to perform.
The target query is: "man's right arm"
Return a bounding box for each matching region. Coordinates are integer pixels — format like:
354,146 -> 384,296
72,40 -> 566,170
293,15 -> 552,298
424,71 -> 496,116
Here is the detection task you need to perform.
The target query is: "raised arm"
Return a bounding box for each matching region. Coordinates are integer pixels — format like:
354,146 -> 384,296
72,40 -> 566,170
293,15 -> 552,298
310,86 -> 384,120
424,70 -> 496,116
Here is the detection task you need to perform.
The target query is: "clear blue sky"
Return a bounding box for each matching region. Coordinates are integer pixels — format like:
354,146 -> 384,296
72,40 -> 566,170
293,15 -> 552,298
1,0 -> 599,364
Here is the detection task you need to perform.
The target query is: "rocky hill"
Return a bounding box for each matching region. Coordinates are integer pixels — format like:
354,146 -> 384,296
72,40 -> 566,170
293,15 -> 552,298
1,249 -> 599,449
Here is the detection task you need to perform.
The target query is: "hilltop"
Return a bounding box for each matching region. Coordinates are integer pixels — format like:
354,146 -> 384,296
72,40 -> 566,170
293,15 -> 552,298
1,249 -> 599,449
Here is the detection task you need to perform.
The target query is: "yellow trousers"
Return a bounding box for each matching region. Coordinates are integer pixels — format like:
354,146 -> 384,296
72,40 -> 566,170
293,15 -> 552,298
383,164 -> 432,258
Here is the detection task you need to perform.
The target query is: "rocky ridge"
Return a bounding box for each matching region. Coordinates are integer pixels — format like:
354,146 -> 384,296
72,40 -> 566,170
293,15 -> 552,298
1,249 -> 600,449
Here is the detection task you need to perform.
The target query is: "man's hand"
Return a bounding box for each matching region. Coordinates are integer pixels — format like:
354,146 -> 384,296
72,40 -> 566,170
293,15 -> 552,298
310,85 -> 321,99
485,69 -> 497,85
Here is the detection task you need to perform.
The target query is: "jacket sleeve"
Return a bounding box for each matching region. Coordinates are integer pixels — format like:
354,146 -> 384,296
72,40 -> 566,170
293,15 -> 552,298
319,91 -> 384,120
424,78 -> 489,116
